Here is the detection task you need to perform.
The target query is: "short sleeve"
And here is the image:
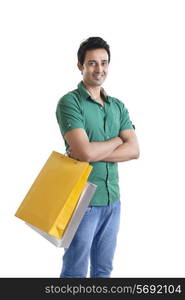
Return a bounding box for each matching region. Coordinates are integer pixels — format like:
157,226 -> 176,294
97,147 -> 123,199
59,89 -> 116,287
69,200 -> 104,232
56,94 -> 85,136
120,103 -> 135,131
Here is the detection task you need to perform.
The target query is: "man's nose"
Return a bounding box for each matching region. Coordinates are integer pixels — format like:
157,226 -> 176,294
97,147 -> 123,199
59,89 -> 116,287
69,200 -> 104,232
95,64 -> 103,73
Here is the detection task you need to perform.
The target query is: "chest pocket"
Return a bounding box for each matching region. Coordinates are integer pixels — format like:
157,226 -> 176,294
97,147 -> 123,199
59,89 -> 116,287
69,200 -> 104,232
82,101 -> 105,140
105,104 -> 121,137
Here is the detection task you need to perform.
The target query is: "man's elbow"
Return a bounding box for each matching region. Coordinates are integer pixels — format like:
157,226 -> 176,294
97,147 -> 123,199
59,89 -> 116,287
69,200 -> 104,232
77,146 -> 92,162
78,152 -> 91,162
80,150 -> 98,163
132,148 -> 140,159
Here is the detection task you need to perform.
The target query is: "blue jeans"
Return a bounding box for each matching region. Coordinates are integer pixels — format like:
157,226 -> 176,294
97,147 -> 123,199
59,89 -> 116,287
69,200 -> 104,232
60,200 -> 121,278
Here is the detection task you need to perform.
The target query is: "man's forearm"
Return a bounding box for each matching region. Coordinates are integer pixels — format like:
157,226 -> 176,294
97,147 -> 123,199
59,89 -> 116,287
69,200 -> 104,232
69,136 -> 123,162
88,137 -> 123,162
101,142 -> 139,162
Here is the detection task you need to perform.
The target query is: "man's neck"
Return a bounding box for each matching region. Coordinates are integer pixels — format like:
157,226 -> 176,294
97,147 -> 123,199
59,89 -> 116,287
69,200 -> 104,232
82,81 -> 102,100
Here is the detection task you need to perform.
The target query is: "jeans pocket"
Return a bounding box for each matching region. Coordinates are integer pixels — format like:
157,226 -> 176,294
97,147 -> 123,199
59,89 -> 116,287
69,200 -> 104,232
84,206 -> 92,214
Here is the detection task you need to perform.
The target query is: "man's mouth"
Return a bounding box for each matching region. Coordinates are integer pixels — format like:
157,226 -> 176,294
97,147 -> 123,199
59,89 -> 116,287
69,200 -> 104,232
93,74 -> 104,80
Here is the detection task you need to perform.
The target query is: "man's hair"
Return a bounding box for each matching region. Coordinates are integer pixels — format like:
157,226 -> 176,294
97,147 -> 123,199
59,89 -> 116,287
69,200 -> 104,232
77,37 -> 111,65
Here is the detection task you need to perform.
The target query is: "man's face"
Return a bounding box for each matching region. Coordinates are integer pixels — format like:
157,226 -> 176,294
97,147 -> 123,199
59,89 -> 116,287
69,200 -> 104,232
78,48 -> 109,87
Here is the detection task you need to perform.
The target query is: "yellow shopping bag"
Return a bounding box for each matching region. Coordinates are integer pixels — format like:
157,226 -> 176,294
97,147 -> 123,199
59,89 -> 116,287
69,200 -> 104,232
15,151 -> 93,239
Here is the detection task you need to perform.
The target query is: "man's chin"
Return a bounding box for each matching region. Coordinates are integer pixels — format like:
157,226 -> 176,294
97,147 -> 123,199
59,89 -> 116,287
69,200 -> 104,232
83,77 -> 106,87
91,78 -> 105,86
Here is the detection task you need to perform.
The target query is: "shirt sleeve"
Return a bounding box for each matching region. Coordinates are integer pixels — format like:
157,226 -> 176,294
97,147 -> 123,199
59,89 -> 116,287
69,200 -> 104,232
56,94 -> 85,136
120,103 -> 135,131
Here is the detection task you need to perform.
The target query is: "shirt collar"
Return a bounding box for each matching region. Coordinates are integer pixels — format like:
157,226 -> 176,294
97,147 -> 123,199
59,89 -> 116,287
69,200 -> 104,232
77,81 -> 110,103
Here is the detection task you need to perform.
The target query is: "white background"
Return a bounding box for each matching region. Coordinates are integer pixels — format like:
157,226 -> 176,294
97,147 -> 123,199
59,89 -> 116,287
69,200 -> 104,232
0,0 -> 185,278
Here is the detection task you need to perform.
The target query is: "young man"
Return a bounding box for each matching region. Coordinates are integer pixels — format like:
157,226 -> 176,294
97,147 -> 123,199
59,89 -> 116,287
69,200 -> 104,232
56,37 -> 140,278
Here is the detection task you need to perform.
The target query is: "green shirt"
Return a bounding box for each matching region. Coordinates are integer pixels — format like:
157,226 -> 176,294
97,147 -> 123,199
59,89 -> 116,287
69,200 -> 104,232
56,81 -> 134,206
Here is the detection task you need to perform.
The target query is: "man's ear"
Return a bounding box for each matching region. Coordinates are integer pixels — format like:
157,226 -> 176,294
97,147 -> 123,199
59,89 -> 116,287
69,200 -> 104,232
77,62 -> 83,72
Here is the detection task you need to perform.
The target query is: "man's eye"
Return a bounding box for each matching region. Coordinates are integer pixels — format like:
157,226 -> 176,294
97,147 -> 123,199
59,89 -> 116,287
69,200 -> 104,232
89,62 -> 96,66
